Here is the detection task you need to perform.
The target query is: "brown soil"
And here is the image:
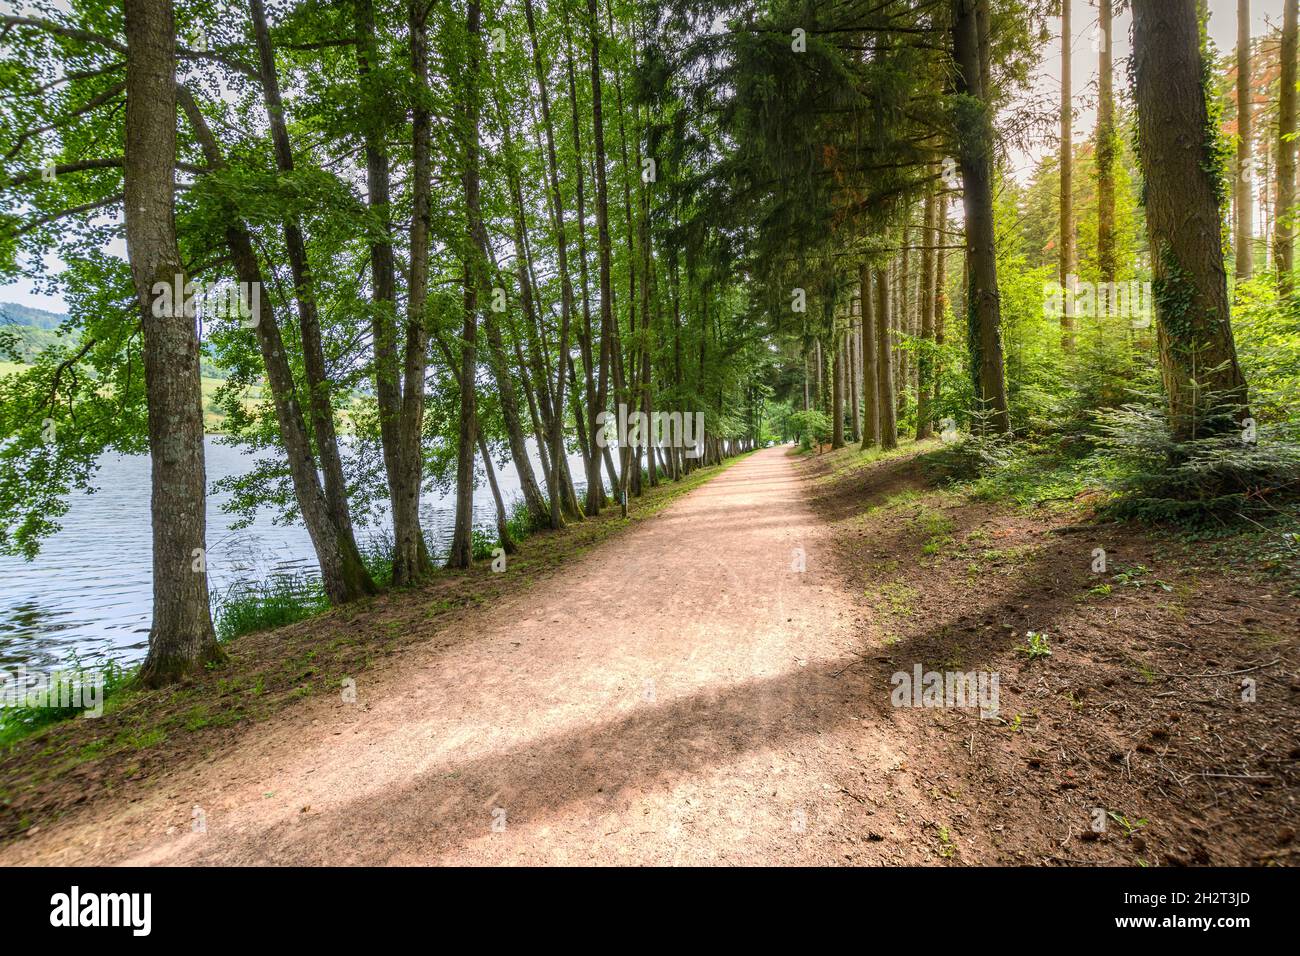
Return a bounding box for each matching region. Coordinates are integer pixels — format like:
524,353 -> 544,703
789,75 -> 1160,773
1,443 -> 1296,865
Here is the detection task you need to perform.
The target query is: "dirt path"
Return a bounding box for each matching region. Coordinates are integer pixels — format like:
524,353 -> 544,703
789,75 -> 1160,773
7,446 -> 928,865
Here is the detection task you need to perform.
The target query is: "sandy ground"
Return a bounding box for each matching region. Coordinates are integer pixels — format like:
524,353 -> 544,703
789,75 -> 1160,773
7,446 -> 925,865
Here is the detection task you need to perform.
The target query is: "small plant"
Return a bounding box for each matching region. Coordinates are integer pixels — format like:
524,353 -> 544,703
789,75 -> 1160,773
1112,564 -> 1172,591
505,497 -> 541,543
1106,810 -> 1149,839
0,655 -> 133,746
470,527 -> 499,561
1017,630 -> 1052,660
1089,582 -> 1113,596
214,573 -> 327,641
937,824 -> 956,858
920,428 -> 1014,485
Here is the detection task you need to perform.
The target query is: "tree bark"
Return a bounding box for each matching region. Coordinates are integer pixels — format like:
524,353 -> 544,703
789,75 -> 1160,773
1277,0 -> 1297,293
1133,0 -> 1251,439
1059,0 -> 1076,347
124,0 -> 222,685
178,88 -> 374,605
875,264 -> 898,450
448,0 -> 483,569
1098,0 -> 1117,284
859,264 -> 879,449
1234,0 -> 1253,280
953,0 -> 1011,433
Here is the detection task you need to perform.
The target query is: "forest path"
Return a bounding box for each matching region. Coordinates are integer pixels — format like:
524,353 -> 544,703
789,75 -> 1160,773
14,446 -> 925,865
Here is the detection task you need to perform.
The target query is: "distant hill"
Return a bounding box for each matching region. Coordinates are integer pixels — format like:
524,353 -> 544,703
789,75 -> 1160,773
0,301 -> 227,379
0,301 -> 71,331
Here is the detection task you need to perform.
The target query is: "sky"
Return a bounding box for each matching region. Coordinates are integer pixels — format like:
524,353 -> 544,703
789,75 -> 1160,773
1010,0 -> 1287,181
1,0 -> 1292,315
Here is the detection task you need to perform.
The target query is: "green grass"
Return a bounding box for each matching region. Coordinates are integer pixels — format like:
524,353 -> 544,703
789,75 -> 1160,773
0,658 -> 133,748
213,574 -> 330,642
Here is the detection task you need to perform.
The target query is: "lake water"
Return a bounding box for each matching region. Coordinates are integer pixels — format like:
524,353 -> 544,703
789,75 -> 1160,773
0,437 -> 586,670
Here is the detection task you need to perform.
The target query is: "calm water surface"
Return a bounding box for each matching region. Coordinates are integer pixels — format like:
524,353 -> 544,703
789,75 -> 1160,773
0,437 -> 583,670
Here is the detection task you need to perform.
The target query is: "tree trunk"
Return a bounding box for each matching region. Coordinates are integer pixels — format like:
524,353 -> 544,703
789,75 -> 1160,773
933,193 -> 949,418
1059,0 -> 1076,347
859,264 -> 880,448
584,0 -> 625,514
478,431 -> 515,556
1277,0 -> 1298,293
848,317 -> 861,442
831,323 -> 845,449
1235,0 -> 1253,280
1133,0 -> 1251,439
1098,0 -> 1117,284
394,0 -> 435,583
124,0 -> 222,685
916,182 -> 938,439
875,265 -> 898,450
897,223 -> 912,415
448,0 -> 483,569
249,0 -> 372,582
178,89 -> 374,605
954,0 -> 1011,433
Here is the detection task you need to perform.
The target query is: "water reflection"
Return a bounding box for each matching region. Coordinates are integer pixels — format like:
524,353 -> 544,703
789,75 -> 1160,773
0,437 -> 584,669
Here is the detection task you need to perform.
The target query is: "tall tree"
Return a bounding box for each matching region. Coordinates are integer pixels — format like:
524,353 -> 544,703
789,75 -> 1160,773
356,0 -> 428,585
953,0 -> 1011,433
448,0 -> 484,569
524,0 -> 579,529
1097,0 -> 1117,284
1133,0 -> 1250,439
178,90 -> 375,605
875,264 -> 898,450
397,0 -> 435,582
1235,0 -> 1254,280
1277,0 -> 1298,293
123,0 -> 222,685
1059,0 -> 1076,346
249,0 -> 375,593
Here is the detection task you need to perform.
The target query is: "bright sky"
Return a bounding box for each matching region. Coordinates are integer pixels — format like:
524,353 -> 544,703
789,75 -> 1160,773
1,0 -> 1291,314
1010,0 -> 1286,181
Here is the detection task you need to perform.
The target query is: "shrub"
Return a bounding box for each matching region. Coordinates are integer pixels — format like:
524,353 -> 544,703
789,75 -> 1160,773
0,655 -> 133,746
470,527 -> 498,561
788,409 -> 832,451
921,430 -> 1015,485
214,572 -> 328,641
1091,400 -> 1300,523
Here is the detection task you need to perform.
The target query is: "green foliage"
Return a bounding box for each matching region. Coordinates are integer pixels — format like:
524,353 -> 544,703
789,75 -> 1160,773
921,431 -> 1014,485
1091,400 -> 1300,523
214,574 -> 329,642
1017,631 -> 1052,660
788,409 -> 831,451
0,656 -> 132,748
470,527 -> 498,562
